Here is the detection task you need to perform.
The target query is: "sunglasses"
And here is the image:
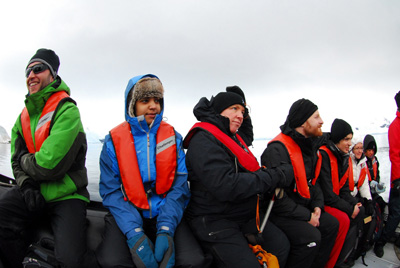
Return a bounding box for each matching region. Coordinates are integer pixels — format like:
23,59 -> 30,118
25,64 -> 49,77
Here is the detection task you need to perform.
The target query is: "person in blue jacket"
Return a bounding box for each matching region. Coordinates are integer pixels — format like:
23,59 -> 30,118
96,74 -> 199,268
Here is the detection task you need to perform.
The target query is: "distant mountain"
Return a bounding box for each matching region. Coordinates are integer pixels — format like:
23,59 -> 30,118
0,126 -> 10,143
352,117 -> 390,149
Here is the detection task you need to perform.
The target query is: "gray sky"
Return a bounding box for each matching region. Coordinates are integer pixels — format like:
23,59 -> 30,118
1,0 -> 399,139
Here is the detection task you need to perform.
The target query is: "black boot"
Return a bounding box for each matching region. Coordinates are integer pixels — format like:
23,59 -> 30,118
374,241 -> 385,258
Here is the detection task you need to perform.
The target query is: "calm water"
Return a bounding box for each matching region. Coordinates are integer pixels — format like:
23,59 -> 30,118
0,134 -> 391,203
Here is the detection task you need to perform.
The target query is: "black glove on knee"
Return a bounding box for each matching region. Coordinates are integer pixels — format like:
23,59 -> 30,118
20,179 -> 45,212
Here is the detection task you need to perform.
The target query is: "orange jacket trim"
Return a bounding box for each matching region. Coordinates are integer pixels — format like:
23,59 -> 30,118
370,158 -> 378,181
20,91 -> 70,153
184,122 -> 260,172
110,121 -> 177,210
350,160 -> 368,191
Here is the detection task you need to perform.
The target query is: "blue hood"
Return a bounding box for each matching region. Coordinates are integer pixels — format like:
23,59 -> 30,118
124,74 -> 164,122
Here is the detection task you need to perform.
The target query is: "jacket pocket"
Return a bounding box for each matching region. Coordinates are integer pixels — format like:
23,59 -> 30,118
189,216 -> 240,242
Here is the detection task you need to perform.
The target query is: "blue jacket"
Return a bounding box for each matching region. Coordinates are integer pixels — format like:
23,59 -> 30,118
99,74 -> 190,240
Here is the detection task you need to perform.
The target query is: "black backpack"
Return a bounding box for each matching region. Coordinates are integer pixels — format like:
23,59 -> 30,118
22,238 -> 59,268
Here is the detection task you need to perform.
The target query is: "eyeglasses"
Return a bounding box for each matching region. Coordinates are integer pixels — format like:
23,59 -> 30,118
353,146 -> 364,151
25,64 -> 49,77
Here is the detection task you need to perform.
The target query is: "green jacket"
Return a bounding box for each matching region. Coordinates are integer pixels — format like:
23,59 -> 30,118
11,77 -> 89,203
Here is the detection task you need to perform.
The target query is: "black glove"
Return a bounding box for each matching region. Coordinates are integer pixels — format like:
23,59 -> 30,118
20,179 -> 45,212
275,163 -> 294,188
226,86 -> 246,103
363,198 -> 374,216
392,179 -> 400,196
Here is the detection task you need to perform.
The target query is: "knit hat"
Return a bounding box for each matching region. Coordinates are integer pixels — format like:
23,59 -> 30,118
287,98 -> 318,128
226,85 -> 246,103
330,118 -> 353,144
128,77 -> 164,117
350,135 -> 363,152
27,48 -> 59,78
211,92 -> 245,114
395,91 -> 400,109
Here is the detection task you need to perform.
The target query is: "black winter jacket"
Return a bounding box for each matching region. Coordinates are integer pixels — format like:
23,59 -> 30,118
261,123 -> 326,221
184,97 -> 285,222
318,140 -> 358,217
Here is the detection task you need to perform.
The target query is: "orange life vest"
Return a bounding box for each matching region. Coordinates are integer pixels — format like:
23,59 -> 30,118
110,121 -> 177,210
184,122 -> 260,172
350,161 -> 368,191
20,91 -> 70,153
319,146 -> 354,195
269,133 -> 321,199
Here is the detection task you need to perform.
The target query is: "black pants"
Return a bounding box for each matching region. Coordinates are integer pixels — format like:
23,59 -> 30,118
271,211 -> 339,268
188,215 -> 290,268
0,186 -> 88,268
96,213 -> 211,268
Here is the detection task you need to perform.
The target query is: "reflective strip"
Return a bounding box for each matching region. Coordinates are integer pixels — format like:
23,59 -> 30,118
36,111 -> 54,131
156,136 -> 176,154
160,226 -> 170,231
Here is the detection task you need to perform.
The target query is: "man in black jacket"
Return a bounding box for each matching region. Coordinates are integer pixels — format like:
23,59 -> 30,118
183,89 -> 293,268
261,98 -> 339,268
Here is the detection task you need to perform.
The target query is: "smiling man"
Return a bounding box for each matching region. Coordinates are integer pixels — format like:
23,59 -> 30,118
0,48 -> 91,267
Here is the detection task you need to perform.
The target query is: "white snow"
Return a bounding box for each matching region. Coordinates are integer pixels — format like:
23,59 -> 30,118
0,126 -> 10,144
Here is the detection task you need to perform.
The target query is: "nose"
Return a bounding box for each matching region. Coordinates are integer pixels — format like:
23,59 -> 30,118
237,111 -> 244,121
149,100 -> 157,109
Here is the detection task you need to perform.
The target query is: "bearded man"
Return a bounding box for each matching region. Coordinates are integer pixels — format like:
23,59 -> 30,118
261,98 -> 340,268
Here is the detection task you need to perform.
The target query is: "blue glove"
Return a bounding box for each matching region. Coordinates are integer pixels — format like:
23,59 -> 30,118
154,232 -> 175,268
127,233 -> 158,268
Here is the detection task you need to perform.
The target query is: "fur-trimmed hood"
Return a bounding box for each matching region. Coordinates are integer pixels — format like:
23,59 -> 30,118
124,74 -> 164,122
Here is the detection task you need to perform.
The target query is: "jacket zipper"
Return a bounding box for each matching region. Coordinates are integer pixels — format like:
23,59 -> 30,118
146,132 -> 153,218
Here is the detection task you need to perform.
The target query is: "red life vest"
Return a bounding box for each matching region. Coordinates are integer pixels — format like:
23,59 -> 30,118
269,133 -> 321,199
184,122 -> 260,172
319,146 -> 354,195
110,121 -> 177,210
20,91 -> 70,153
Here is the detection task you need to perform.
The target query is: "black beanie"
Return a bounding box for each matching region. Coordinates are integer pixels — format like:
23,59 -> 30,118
330,118 -> 353,144
211,92 -> 245,114
226,85 -> 246,102
395,91 -> 400,109
287,98 -> 318,128
27,48 -> 60,78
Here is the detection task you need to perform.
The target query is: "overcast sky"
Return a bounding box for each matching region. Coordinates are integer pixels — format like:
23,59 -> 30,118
1,0 -> 399,140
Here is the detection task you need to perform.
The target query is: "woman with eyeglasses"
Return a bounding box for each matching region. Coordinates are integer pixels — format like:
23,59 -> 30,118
350,136 -> 374,215
348,136 -> 376,261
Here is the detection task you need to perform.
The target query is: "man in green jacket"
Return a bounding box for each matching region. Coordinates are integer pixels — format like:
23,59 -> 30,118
0,49 -> 91,268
